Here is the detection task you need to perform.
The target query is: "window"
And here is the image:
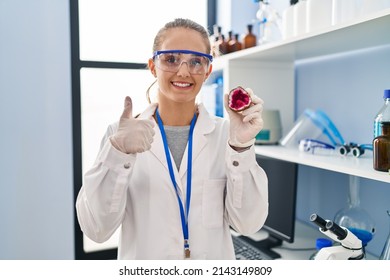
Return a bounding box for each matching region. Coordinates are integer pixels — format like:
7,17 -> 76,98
71,0 -> 215,259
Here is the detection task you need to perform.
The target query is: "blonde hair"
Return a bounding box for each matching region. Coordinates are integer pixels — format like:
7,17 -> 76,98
146,18 -> 212,103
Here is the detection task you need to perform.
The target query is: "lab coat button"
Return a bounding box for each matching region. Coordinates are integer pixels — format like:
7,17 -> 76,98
232,160 -> 239,167
124,163 -> 130,169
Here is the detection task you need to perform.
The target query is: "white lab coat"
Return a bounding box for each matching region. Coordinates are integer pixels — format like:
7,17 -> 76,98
76,103 -> 268,259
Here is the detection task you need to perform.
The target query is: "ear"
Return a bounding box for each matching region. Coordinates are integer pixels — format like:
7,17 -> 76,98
204,64 -> 213,82
148,58 -> 157,77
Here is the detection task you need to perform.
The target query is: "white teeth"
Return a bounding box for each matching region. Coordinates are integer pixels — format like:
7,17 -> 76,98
173,82 -> 191,87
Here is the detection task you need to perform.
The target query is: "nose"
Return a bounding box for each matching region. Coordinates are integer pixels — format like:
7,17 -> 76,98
176,60 -> 191,76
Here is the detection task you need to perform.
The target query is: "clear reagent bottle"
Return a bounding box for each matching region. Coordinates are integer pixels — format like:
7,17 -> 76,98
374,89 -> 390,138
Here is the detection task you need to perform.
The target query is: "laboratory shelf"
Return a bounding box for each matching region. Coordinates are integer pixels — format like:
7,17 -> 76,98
212,8 -> 390,69
255,145 -> 390,183
212,8 -> 390,185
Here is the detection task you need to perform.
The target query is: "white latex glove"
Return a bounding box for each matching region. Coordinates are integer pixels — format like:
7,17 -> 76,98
110,96 -> 156,154
224,88 -> 264,148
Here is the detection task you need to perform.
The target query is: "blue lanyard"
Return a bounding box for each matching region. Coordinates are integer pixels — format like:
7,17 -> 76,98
155,109 -> 196,258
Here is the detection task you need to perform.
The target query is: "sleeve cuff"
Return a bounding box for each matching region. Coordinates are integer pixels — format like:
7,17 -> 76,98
97,139 -> 136,172
226,143 -> 256,172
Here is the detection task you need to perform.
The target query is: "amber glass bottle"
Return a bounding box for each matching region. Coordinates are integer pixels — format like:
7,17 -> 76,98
226,30 -> 234,53
243,24 -> 256,49
228,33 -> 242,53
217,34 -> 228,55
234,34 -> 242,51
373,121 -> 390,172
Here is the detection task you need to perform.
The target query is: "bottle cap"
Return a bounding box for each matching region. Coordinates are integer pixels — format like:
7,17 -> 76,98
315,238 -> 332,250
384,89 -> 390,99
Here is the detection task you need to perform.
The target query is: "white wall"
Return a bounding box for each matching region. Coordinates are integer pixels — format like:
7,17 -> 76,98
0,0 -> 74,259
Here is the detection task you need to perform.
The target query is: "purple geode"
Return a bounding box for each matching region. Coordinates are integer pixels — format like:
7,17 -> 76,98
228,86 -> 252,112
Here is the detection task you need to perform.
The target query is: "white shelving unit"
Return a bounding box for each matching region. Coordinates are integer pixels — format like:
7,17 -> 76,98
212,8 -> 390,184
213,8 -> 390,68
255,145 -> 389,183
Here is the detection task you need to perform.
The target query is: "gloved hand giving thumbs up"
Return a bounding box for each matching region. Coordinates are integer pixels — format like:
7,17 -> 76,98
110,96 -> 156,154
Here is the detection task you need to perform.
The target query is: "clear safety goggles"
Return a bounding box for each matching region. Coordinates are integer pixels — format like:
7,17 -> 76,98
299,139 -> 335,155
152,50 -> 213,75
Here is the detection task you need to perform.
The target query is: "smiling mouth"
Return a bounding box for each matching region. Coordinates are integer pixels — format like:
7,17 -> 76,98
172,82 -> 193,88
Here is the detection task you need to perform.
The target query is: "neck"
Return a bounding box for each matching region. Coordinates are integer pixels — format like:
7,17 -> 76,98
157,103 -> 197,126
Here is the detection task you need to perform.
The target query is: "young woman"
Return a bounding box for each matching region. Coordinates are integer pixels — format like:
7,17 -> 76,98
76,18 -> 268,260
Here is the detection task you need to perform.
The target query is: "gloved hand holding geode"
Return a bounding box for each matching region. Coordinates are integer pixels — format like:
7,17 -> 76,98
110,96 -> 156,154
224,87 -> 264,148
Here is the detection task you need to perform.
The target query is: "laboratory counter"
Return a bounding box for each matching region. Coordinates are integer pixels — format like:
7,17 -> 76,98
232,220 -> 377,260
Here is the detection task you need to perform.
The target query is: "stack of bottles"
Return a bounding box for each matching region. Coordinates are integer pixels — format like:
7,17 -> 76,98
211,1 -> 283,57
211,24 -> 255,57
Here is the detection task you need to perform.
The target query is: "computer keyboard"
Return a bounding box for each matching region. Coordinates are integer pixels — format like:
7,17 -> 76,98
232,235 -> 273,260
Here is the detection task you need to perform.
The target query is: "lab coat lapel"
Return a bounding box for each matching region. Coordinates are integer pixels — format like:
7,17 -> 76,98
141,103 -> 215,195
138,104 -> 170,174
140,104 -> 184,197
150,124 -> 170,171
178,104 -> 215,179
151,127 -> 185,198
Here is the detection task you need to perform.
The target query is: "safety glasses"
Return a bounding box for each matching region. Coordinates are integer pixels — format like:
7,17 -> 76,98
299,139 -> 335,155
152,50 -> 213,75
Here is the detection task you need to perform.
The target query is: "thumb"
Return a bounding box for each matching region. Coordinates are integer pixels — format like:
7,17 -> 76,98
121,96 -> 133,119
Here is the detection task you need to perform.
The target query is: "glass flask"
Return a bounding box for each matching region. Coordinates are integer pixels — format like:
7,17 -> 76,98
379,210 -> 390,260
334,175 -> 376,248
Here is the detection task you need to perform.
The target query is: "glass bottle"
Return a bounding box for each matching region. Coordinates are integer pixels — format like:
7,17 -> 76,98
216,34 -> 228,55
334,175 -> 376,249
282,0 -> 297,39
379,210 -> 390,260
373,122 -> 390,172
226,30 -> 234,54
212,24 -> 221,43
211,25 -> 222,56
242,24 -> 257,49
374,89 -> 390,138
232,34 -> 242,52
